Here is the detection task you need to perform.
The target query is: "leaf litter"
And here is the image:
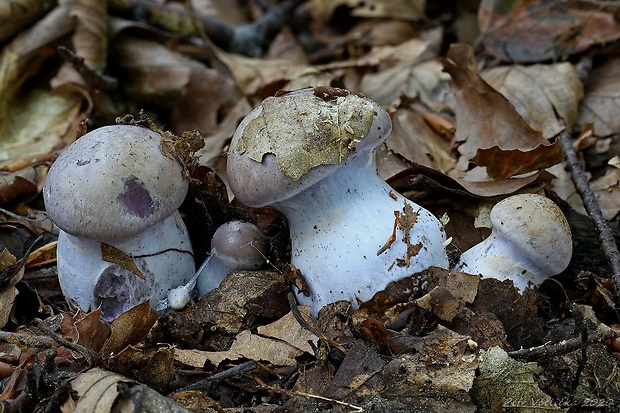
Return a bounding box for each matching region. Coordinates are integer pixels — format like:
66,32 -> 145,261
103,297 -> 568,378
0,0 -> 619,412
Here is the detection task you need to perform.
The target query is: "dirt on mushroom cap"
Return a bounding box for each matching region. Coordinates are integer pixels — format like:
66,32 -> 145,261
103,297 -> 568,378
236,90 -> 376,181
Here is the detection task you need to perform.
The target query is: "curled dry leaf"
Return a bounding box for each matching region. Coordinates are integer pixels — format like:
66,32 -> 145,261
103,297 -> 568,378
443,44 -> 564,180
0,0 -> 56,43
482,63 -> 583,137
60,309 -> 111,353
101,301 -> 158,356
63,368 -> 192,413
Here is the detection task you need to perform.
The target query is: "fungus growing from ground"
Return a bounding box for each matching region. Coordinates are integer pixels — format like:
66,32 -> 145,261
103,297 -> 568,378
226,87 -> 449,317
454,193 -> 573,291
43,125 -> 195,320
196,220 -> 268,296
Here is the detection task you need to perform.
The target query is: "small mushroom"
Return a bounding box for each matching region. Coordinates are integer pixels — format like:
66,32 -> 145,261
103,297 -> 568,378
226,87 -> 449,317
454,194 -> 572,291
196,220 -> 268,296
43,125 -> 195,320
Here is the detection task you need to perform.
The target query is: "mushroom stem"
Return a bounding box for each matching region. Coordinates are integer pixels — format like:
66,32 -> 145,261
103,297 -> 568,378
271,151 -> 448,314
57,210 -> 194,320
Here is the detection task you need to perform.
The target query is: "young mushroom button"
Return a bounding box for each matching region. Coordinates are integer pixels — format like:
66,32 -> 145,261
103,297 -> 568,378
43,125 -> 195,321
455,194 -> 573,291
226,87 -> 449,318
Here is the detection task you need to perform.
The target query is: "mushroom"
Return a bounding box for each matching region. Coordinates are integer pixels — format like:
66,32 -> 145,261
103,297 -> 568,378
43,125 -> 195,320
163,220 -> 268,310
454,193 -> 572,291
226,86 -> 449,317
196,220 -> 268,297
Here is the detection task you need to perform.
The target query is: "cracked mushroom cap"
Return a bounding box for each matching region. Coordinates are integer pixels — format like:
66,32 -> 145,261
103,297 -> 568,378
226,86 -> 392,206
43,125 -> 188,243
490,194 -> 572,275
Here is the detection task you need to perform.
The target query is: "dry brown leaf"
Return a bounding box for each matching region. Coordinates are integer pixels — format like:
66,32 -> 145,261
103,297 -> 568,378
107,345 -> 175,393
577,58 -> 620,136
478,0 -> 620,63
60,309 -> 111,355
175,329 -> 308,367
257,307 -> 318,354
0,249 -> 22,329
216,49 -> 309,95
101,301 -> 158,356
0,3 -> 87,167
386,106 -> 455,173
482,63 -> 583,137
197,98 -> 253,163
70,0 -> 108,70
101,243 -> 145,280
24,241 -> 57,270
444,44 -> 564,180
0,169 -> 38,204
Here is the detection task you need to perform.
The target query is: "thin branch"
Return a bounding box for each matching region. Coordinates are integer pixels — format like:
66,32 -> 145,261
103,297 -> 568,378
171,360 -> 258,394
508,329 -> 617,359
559,130 -> 620,299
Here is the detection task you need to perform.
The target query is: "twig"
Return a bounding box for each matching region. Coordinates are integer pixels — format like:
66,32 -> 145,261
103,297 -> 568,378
171,360 -> 258,394
287,293 -> 347,354
57,46 -> 118,91
34,319 -> 101,367
559,130 -> 620,300
508,329 -> 617,359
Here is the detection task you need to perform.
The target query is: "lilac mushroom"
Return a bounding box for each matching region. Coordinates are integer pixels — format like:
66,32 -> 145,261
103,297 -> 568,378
226,87 -> 449,317
43,125 -> 195,320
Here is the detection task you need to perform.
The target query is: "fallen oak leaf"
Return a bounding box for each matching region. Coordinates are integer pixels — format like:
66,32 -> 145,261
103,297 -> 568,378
472,137 -> 564,180
443,44 -> 564,179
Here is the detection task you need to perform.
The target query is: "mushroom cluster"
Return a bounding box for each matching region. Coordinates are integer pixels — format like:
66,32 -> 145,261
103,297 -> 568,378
43,125 -> 195,320
226,87 -> 449,317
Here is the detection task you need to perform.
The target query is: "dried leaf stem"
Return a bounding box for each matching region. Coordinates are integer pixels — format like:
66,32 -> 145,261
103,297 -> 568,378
559,130 -> 620,299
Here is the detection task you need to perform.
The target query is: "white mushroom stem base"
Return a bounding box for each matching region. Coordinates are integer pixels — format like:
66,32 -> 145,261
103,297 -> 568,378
272,153 -> 449,318
456,236 -> 544,291
56,211 -> 195,320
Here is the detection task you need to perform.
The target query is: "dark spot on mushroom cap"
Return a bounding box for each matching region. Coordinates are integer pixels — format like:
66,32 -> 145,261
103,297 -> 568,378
116,175 -> 156,218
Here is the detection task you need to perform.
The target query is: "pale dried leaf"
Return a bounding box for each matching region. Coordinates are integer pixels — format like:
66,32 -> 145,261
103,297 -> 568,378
577,58 -> 620,136
472,347 -> 566,412
70,0 -> 108,70
216,49 -> 309,95
257,307 -> 319,354
482,63 -> 583,138
175,329 -> 309,367
0,3 -> 73,113
567,168 -> 620,220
